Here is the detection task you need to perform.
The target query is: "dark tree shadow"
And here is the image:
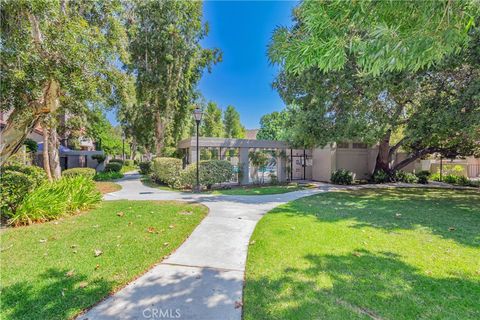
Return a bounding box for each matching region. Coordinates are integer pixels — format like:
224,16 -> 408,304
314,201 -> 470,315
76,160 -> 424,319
244,250 -> 480,320
273,188 -> 480,247
1,268 -> 113,320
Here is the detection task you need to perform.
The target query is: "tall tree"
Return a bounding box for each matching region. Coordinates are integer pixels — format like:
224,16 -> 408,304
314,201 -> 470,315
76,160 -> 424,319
257,110 -> 290,141
0,0 -> 133,166
128,0 -> 220,156
269,1 -> 479,175
223,105 -> 246,138
201,102 -> 224,137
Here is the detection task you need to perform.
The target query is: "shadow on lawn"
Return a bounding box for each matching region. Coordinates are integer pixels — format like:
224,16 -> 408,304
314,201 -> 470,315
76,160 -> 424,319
1,268 -> 113,320
276,188 -> 480,247
244,250 -> 480,320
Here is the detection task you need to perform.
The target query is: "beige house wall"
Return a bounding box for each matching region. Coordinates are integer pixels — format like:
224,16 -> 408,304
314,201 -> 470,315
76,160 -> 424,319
312,145 -> 335,181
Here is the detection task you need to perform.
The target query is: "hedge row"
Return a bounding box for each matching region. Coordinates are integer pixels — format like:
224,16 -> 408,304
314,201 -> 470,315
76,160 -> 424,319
151,157 -> 233,189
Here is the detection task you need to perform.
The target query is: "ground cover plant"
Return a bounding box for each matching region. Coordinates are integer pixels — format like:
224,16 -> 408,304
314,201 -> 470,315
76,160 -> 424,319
212,184 -> 304,196
244,188 -> 480,320
95,182 -> 122,194
0,200 -> 208,320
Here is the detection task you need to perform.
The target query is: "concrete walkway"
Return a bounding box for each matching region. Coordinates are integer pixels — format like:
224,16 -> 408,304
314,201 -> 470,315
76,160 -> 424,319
80,173 -> 470,320
79,173 -> 329,320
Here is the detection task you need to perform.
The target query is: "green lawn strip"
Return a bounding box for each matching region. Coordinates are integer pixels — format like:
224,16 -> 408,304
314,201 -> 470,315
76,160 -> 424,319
120,165 -> 137,174
0,200 -> 208,320
212,184 -> 305,195
244,188 -> 480,320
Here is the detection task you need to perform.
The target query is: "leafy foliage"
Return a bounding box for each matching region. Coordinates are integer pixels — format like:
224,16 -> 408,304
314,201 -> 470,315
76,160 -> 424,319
181,160 -> 233,189
94,172 -> 123,181
372,170 -> 390,184
152,158 -> 183,188
10,176 -> 101,226
257,111 -> 290,141
139,161 -> 152,175
269,0 -> 478,76
415,171 -> 430,184
91,154 -> 106,164
330,169 -> 354,185
0,171 -> 36,218
393,171 -> 418,184
223,105 -> 246,138
62,168 -> 96,179
104,162 -> 122,173
201,102 -> 224,137
23,138 -> 38,153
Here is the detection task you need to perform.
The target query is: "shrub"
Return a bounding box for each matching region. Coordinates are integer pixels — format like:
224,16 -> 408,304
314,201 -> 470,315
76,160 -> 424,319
105,162 -> 122,173
181,160 -> 233,189
330,169 -> 354,185
443,174 -> 459,184
124,159 -> 134,167
109,158 -> 124,165
415,170 -> 430,184
152,157 -> 183,188
372,170 -> 390,183
23,138 -> 38,153
139,161 -> 152,175
10,176 -> 101,226
62,168 -> 96,179
1,164 -> 46,186
0,165 -> 47,218
92,154 -> 106,164
394,170 -> 418,183
94,171 -> 124,181
430,172 -> 441,181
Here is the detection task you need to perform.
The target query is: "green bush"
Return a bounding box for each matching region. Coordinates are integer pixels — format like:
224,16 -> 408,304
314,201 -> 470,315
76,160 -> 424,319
109,159 -> 124,165
1,164 -> 46,186
62,168 -> 96,179
10,176 -> 101,226
94,171 -> 124,181
415,170 -> 430,184
443,174 -> 460,184
372,169 -> 390,183
105,162 -> 122,173
0,165 -> 47,218
181,160 -> 233,189
152,157 -> 183,188
92,154 -> 106,164
394,170 -> 418,183
139,161 -> 152,175
330,169 -> 354,185
430,172 -> 441,181
124,159 -> 134,167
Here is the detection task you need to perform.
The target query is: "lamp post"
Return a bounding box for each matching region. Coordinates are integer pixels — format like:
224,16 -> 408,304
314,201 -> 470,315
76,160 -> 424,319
192,106 -> 203,192
122,132 -> 126,161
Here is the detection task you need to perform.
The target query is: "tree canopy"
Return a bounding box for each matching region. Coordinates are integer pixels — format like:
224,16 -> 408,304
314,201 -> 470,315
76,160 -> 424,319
269,1 -> 480,174
256,110 -> 290,141
269,0 -> 479,76
0,0 -> 133,165
201,102 -> 224,137
223,105 -> 246,138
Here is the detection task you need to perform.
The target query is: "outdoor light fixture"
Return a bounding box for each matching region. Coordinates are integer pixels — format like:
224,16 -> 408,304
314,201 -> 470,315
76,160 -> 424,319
192,106 -> 203,192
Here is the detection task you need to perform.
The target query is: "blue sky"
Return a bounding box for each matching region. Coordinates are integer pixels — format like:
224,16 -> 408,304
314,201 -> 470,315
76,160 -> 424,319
109,1 -> 296,129
198,0 -> 296,129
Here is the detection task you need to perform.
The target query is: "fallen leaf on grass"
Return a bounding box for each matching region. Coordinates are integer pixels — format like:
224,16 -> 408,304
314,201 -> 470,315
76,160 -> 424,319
234,301 -> 243,309
163,242 -> 169,247
448,226 -> 456,231
94,249 -> 103,257
116,211 -> 124,217
147,227 -> 157,233
79,282 -> 88,288
395,213 -> 402,218
39,239 -> 47,243
179,211 -> 192,215
95,264 -> 100,270
249,240 -> 256,245
65,270 -> 75,277
168,225 -> 175,229
352,252 -> 362,257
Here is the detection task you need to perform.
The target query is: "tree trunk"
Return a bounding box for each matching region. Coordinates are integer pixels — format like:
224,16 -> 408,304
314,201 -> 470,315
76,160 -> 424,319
154,111 -> 165,157
42,126 -> 53,181
130,139 -> 137,161
48,126 -> 61,179
0,80 -> 60,166
374,130 -> 392,174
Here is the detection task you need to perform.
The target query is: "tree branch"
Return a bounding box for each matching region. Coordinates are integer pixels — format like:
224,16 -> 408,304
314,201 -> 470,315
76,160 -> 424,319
393,146 -> 440,171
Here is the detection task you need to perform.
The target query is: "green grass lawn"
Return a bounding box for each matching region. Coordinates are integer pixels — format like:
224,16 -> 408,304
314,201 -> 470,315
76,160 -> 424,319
0,200 -> 207,320
244,188 -> 480,320
212,184 -> 304,195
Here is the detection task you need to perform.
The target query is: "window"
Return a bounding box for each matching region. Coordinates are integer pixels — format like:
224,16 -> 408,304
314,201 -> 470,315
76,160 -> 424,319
337,142 -> 349,149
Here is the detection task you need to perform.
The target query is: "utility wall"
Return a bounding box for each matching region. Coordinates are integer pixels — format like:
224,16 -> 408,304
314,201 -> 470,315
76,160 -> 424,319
311,143 -> 420,182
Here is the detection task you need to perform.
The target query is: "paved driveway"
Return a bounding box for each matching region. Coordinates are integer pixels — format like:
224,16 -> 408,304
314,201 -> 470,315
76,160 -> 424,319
79,173 -> 328,320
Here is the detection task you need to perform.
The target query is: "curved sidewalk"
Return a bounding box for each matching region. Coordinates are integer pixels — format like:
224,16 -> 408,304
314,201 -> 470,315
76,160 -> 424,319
79,174 -> 328,320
